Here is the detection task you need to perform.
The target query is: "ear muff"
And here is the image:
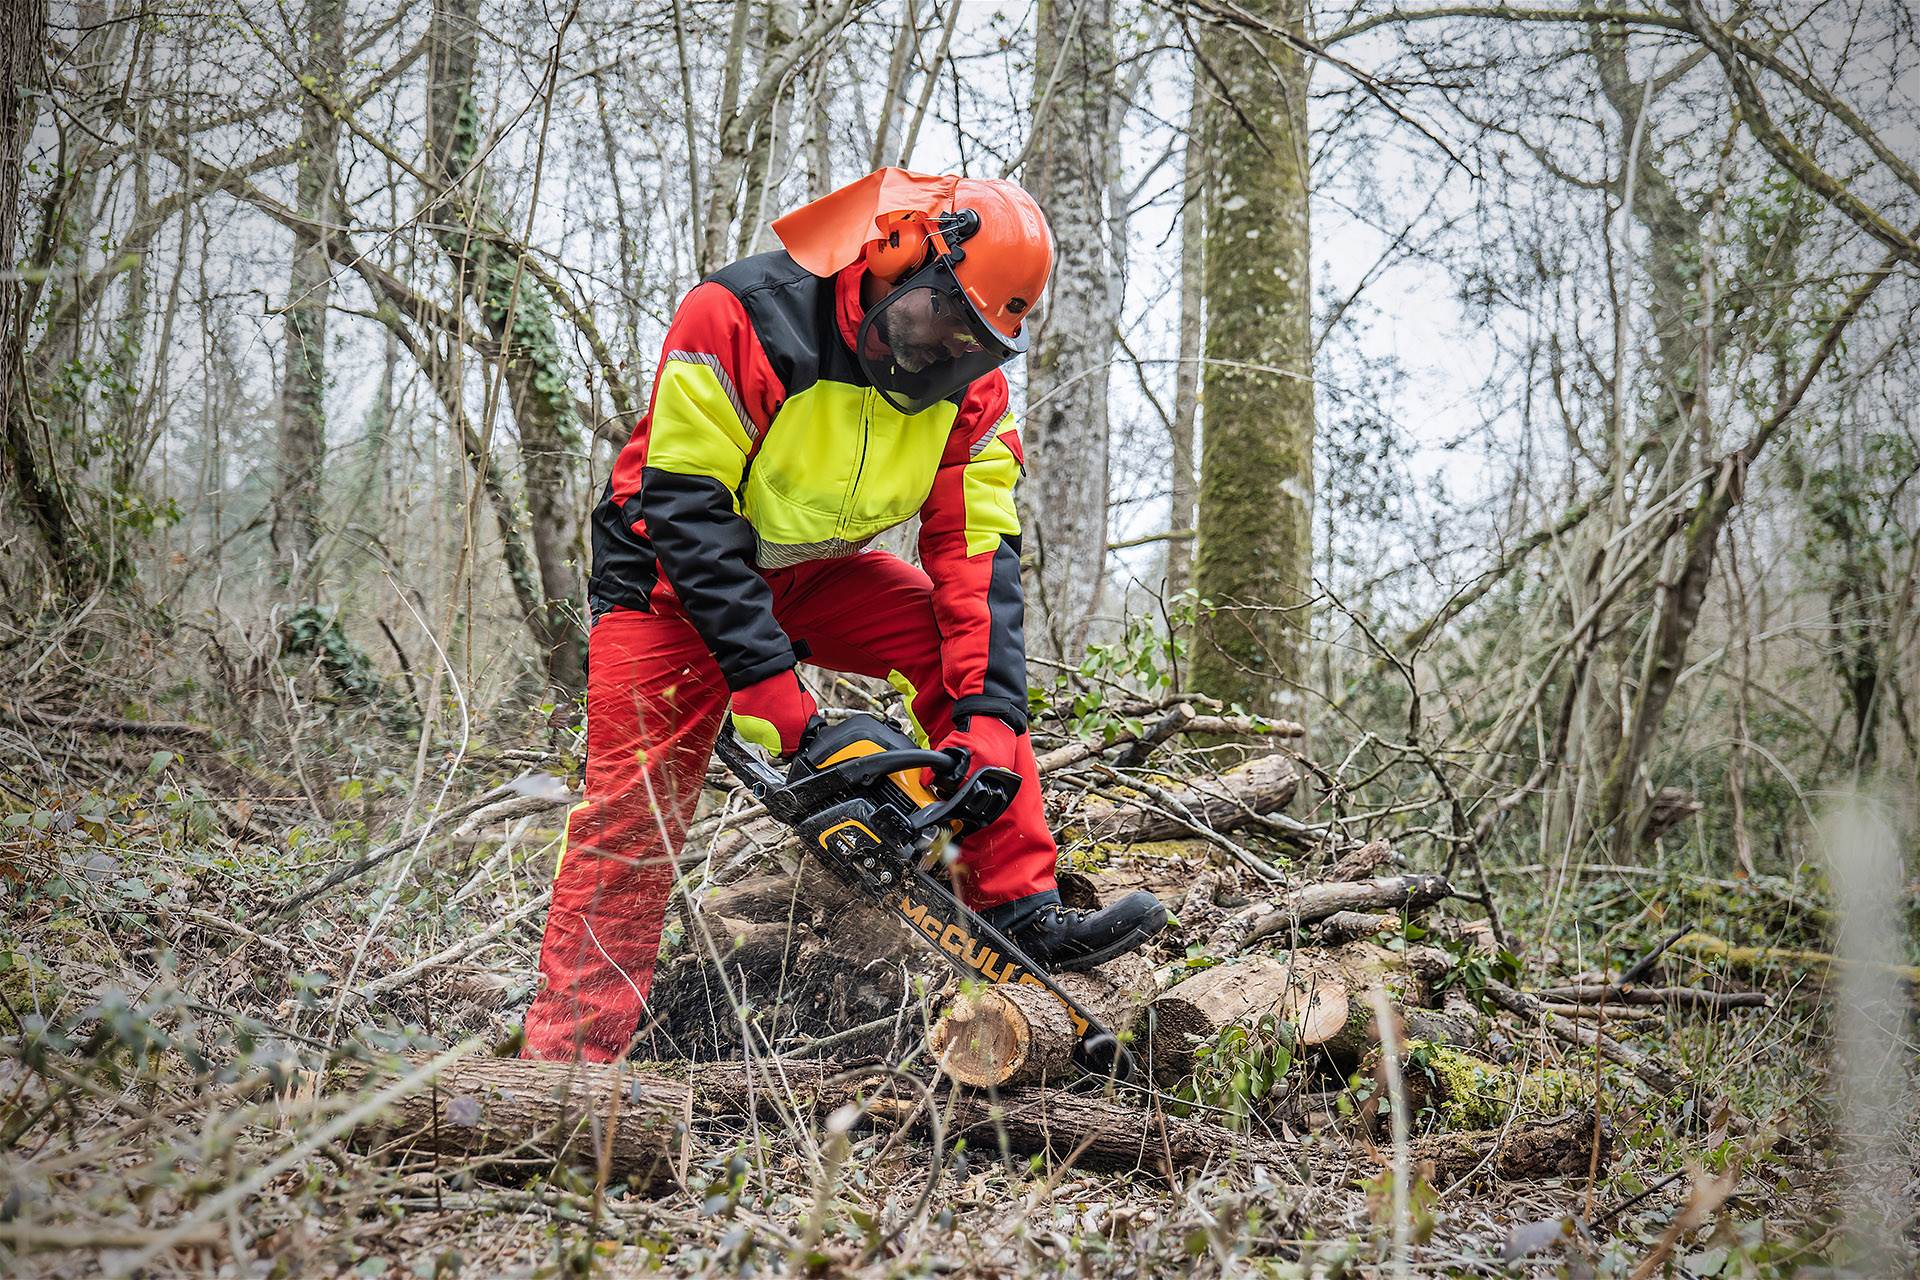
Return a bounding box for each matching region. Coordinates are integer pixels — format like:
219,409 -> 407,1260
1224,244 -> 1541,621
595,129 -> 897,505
864,212 -> 933,282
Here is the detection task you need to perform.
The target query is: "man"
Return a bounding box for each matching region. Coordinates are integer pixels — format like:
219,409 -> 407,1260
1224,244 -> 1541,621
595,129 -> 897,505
523,168 -> 1167,1063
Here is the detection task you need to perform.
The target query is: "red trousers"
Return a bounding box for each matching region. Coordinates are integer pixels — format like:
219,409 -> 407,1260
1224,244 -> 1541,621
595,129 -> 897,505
523,550 -> 1059,1062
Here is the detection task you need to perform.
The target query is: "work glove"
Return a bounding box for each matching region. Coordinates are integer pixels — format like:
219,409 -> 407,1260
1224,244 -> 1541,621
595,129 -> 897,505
729,668 -> 819,757
938,713 -> 1021,783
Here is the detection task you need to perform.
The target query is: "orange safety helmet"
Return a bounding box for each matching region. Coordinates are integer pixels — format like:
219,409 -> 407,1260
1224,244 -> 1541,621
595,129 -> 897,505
773,168 -> 1054,412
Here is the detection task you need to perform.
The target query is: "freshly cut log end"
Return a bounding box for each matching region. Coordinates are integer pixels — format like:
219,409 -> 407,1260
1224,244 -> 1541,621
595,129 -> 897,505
931,985 -> 1076,1088
929,956 -> 1157,1088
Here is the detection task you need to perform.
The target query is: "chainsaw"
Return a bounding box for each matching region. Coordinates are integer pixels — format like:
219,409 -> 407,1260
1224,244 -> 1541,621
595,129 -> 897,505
714,711 -> 1136,1081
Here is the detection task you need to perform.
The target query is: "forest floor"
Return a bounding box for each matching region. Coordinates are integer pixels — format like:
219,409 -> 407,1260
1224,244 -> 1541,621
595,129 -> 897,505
2,650 -> 1915,1278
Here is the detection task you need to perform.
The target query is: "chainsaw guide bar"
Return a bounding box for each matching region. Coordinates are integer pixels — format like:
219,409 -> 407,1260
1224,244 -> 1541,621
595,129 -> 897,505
715,713 -> 1136,1082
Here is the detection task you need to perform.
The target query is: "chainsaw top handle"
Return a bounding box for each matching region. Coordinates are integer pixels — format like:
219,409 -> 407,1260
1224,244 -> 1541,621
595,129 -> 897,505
713,713 -> 1020,838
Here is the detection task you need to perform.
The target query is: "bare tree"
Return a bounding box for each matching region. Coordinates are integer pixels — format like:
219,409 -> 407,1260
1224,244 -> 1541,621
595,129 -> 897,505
270,0 -> 343,600
426,0 -> 587,693
1166,62 -> 1205,606
1022,0 -> 1119,658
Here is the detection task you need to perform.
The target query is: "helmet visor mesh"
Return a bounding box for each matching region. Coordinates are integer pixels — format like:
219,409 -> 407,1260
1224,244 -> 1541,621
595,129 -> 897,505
855,259 -> 1020,414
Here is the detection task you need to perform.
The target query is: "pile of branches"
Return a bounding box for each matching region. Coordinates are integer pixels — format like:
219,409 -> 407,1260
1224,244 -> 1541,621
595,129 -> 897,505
356,696 -> 1771,1195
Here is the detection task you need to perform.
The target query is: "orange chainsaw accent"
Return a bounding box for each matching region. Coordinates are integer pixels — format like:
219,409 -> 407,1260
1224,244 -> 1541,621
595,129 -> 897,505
822,738 -> 947,821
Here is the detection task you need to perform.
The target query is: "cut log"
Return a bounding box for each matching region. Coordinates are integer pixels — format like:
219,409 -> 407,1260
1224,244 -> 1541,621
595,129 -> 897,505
1064,753 -> 1298,844
1208,874 -> 1455,956
1400,1110 -> 1611,1187
357,1056 -> 689,1192
928,954 -> 1156,1088
1291,942 -> 1433,1068
1148,940 -> 1452,1083
1151,955 -> 1320,1083
931,985 -> 1074,1087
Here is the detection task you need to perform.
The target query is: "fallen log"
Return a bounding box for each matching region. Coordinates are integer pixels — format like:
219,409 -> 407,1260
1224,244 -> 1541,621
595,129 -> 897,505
1147,942 -> 1439,1082
1532,984 -> 1769,1012
1400,1110 -> 1610,1187
358,1056 -> 689,1192
1670,931 -> 1920,989
929,955 -> 1156,1088
1064,753 -> 1298,845
1149,954 -> 1347,1083
1484,981 -> 1685,1095
353,1053 -> 1280,1185
1208,874 -> 1455,956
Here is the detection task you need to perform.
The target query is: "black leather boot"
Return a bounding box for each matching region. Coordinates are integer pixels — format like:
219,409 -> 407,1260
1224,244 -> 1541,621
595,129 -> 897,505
981,889 -> 1168,973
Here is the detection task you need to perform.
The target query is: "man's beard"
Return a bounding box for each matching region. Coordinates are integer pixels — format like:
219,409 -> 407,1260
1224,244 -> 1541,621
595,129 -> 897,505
877,307 -> 942,373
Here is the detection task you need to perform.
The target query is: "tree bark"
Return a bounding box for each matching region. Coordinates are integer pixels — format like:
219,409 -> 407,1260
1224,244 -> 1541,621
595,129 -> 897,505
737,0 -> 800,258
1,0 -> 54,587
1021,0 -> 1117,657
271,0 -> 343,600
1190,0 -> 1314,716
426,0 -> 586,694
4,2 -> 109,591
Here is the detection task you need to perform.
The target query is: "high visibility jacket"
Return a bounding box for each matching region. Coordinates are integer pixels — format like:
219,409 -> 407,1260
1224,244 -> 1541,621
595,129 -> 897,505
590,251 -> 1031,732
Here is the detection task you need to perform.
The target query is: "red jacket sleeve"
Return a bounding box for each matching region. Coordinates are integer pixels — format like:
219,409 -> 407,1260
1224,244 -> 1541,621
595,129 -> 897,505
623,282 -> 796,689
917,371 -> 1030,732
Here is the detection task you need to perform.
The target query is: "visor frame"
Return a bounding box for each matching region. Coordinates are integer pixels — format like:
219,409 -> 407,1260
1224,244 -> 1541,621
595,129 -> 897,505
854,255 -> 1024,415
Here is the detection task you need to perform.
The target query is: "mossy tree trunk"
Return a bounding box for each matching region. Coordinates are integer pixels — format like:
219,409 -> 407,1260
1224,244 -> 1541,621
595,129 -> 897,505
1190,0 -> 1314,717
427,0 -> 586,695
271,0 -> 342,601
0,0 -> 73,591
1022,0 -> 1117,658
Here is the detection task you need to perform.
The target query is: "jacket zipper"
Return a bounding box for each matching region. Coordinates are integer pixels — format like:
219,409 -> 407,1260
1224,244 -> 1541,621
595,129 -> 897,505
838,388 -> 874,537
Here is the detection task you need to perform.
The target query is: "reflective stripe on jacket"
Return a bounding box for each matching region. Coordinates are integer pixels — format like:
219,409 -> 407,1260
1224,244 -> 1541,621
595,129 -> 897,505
589,250 -> 1030,732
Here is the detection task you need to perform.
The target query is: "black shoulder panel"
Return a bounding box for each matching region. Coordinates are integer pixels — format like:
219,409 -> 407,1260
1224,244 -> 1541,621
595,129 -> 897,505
706,251 -> 833,398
